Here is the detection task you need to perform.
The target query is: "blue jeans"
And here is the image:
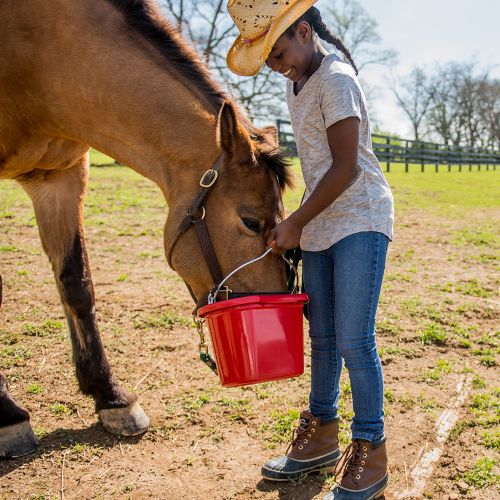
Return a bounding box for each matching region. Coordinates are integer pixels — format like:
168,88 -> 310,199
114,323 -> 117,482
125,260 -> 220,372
302,231 -> 388,442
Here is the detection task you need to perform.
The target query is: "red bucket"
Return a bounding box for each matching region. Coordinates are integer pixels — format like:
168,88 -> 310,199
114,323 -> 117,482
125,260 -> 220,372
198,293 -> 308,387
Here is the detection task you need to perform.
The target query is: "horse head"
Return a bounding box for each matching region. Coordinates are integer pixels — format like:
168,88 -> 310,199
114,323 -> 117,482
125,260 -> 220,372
165,101 -> 293,304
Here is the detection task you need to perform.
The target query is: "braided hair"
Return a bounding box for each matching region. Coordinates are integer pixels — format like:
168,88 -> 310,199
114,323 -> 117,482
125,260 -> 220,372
285,7 -> 358,75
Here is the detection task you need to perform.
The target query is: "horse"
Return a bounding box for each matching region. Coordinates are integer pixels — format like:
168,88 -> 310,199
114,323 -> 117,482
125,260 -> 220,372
0,0 -> 292,458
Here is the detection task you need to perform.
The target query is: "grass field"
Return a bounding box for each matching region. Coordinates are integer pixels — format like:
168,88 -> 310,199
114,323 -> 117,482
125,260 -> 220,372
1,151 -> 499,499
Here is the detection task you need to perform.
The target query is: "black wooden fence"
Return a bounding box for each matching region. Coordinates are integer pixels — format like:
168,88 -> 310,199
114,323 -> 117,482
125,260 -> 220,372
276,119 -> 500,172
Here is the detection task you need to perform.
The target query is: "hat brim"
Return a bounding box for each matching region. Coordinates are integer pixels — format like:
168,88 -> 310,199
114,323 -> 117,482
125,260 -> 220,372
227,0 -> 319,77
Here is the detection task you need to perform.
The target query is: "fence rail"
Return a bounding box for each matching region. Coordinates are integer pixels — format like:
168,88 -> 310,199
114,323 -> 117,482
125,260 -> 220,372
276,119 -> 500,172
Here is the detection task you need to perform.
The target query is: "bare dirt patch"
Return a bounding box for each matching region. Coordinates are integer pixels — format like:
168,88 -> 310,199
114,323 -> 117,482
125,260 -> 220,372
1,168 -> 499,499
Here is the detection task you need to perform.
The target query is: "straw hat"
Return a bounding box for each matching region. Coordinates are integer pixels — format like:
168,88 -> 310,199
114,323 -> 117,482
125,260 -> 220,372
226,0 -> 318,77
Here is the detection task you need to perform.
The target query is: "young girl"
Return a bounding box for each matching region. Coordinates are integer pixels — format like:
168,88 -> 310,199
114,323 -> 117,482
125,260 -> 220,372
227,1 -> 393,499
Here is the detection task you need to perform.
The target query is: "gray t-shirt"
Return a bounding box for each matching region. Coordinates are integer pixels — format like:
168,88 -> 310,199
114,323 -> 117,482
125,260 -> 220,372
286,53 -> 394,251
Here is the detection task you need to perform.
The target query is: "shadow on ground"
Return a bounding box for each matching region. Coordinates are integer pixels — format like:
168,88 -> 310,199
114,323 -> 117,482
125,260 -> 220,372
0,423 -> 145,477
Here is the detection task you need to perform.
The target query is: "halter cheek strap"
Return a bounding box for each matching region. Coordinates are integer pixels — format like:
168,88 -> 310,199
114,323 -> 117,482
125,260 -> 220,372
166,154 -> 225,308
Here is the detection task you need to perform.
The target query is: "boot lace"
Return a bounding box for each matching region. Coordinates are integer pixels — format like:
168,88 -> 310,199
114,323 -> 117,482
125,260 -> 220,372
285,417 -> 314,454
333,441 -> 363,481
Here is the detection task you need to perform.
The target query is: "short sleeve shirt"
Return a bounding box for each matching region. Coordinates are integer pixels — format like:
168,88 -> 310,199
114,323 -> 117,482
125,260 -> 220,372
286,54 -> 394,251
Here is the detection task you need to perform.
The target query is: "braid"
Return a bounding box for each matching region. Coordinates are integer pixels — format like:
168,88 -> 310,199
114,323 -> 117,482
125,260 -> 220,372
286,7 -> 358,75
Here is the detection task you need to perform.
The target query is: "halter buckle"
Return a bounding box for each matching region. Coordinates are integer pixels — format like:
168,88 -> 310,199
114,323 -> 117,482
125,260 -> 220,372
217,286 -> 232,301
200,169 -> 218,188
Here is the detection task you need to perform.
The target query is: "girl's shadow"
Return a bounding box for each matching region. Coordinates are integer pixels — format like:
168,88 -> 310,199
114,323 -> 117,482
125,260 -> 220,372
257,477 -> 387,499
256,475 -> 329,499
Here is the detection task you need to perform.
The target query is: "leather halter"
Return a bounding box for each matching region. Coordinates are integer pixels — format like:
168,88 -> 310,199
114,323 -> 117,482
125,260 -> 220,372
166,155 -> 225,306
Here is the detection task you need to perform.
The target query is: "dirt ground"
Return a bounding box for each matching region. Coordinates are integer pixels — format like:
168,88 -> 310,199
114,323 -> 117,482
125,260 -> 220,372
0,167 -> 498,499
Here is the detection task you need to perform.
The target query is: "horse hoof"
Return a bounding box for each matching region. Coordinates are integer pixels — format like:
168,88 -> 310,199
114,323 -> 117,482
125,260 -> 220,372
98,401 -> 150,436
0,421 -> 39,459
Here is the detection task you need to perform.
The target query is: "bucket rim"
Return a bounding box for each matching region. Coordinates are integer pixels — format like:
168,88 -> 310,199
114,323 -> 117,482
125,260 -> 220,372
198,293 -> 309,317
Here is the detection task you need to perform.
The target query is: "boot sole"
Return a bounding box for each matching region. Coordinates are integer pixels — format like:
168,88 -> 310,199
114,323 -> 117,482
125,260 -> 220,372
261,455 -> 340,482
371,482 -> 388,499
368,474 -> 389,499
333,474 -> 388,499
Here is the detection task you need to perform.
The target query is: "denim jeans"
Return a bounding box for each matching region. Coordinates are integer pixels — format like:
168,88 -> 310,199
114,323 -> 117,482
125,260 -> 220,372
302,231 -> 388,442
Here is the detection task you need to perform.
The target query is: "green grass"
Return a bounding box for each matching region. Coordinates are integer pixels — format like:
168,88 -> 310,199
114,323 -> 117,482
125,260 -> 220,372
137,311 -> 191,330
2,155 -> 498,231
49,403 -> 73,416
386,167 -> 499,214
285,158 -> 500,217
481,429 -> 500,451
89,148 -> 116,166
22,319 -> 64,337
267,409 -> 300,444
27,384 -> 44,395
463,457 -> 499,489
421,324 -> 447,345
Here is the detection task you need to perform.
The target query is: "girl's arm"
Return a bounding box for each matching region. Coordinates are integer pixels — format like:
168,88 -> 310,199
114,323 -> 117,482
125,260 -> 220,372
268,116 -> 360,252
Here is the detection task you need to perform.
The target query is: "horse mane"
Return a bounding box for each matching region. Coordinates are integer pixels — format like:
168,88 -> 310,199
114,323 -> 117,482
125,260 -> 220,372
105,0 -> 227,112
105,0 -> 293,189
253,137 -> 294,190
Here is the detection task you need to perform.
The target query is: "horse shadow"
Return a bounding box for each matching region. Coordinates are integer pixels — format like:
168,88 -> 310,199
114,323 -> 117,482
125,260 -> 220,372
0,423 -> 145,477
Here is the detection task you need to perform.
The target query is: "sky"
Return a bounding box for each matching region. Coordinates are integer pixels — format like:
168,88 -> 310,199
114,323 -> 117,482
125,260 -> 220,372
315,0 -> 500,137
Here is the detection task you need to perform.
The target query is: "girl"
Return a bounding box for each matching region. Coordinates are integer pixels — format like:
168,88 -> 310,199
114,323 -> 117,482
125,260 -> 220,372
226,1 -> 394,499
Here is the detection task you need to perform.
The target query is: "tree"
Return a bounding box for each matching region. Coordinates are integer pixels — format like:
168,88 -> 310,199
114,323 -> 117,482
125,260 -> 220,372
478,79 -> 500,149
158,1 -> 398,122
391,68 -> 434,141
159,0 -> 285,121
424,62 -> 498,149
425,63 -> 464,146
323,0 -> 398,71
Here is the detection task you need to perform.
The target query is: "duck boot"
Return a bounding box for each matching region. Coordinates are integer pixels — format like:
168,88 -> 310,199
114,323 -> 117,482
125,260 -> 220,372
261,410 -> 340,481
324,437 -> 388,500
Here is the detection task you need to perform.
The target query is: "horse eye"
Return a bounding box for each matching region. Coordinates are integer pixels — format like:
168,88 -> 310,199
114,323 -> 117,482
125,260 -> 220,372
241,218 -> 260,233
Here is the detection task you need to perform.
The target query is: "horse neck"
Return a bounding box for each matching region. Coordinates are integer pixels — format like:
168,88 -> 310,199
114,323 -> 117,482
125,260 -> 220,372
29,0 -> 224,200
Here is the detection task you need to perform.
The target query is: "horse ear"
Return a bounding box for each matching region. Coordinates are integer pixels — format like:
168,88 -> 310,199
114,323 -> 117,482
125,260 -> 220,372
259,125 -> 279,150
217,101 -> 256,164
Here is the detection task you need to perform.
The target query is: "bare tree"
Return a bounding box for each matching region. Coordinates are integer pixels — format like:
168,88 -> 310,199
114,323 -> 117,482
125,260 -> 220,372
455,64 -> 490,149
158,0 -> 285,121
391,67 -> 434,141
478,79 -> 500,149
425,63 -> 464,146
323,0 -> 398,71
425,62 -> 498,149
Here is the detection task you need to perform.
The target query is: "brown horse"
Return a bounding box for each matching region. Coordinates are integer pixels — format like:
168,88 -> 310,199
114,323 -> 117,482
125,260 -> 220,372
0,0 -> 292,458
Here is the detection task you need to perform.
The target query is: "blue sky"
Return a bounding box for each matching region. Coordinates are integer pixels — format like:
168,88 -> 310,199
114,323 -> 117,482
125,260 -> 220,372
316,0 -> 499,136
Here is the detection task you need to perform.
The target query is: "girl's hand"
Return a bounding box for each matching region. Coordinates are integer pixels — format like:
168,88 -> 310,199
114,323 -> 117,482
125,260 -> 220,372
267,217 -> 303,254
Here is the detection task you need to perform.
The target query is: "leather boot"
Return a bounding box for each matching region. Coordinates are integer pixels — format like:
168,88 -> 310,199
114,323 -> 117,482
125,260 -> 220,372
324,437 -> 388,499
261,410 -> 340,481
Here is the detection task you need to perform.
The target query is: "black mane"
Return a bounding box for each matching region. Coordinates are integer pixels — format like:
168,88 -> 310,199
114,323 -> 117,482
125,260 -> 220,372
105,0 -> 228,112
105,0 -> 293,189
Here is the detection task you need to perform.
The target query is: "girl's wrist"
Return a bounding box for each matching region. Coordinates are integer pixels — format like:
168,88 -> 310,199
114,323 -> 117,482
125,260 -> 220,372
288,211 -> 308,229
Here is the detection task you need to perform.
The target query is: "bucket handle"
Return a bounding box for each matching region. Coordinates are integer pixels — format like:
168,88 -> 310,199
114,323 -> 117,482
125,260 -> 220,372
208,247 -> 299,304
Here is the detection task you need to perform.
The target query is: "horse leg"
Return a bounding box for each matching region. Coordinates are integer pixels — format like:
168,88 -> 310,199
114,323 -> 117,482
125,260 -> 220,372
1,264 -> 39,457
0,369 -> 39,458
18,158 -> 149,436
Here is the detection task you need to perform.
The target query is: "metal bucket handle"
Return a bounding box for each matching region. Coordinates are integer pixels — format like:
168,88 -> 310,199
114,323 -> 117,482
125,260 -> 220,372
208,247 -> 299,304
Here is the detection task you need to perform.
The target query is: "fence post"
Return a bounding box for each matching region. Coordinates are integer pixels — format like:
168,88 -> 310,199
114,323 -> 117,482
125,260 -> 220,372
420,141 -> 424,173
386,136 -> 390,173
405,140 -> 409,173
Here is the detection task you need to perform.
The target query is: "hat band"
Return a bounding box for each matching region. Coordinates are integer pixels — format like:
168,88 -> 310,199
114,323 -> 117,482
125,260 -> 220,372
243,29 -> 270,46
